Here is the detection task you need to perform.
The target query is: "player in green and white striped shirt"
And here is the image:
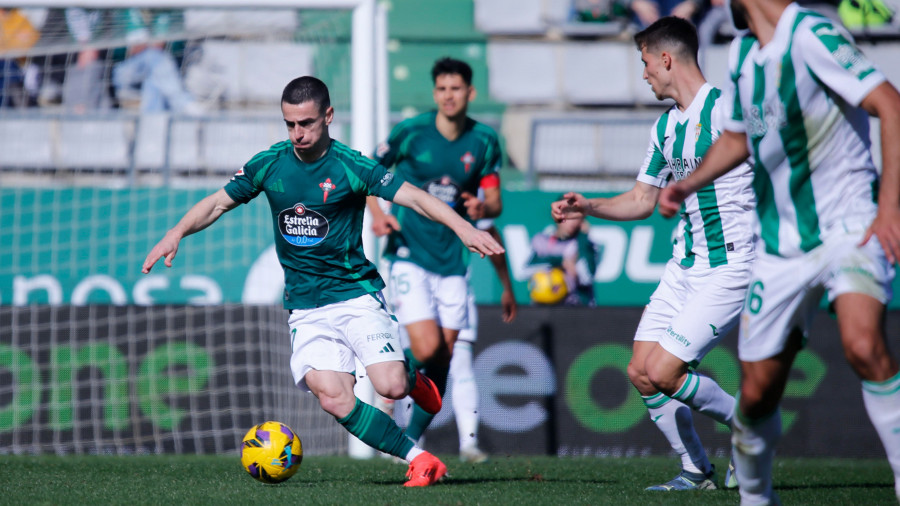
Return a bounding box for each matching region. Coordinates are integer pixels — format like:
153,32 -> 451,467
659,1 -> 900,503
553,17 -> 755,491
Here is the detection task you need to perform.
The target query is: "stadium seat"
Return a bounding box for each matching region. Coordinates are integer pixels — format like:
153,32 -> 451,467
0,118 -> 54,169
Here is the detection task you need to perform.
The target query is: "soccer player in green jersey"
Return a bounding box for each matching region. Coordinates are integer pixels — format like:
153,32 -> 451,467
553,17 -> 755,491
142,76 -> 505,487
659,0 -> 900,502
367,58 -> 504,446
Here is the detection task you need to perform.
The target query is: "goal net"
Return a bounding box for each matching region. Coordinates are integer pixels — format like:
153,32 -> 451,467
0,1 -> 380,456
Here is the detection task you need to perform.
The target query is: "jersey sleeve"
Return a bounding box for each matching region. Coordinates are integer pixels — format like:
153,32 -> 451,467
478,133 -> 503,181
346,155 -> 406,201
635,116 -> 670,188
799,19 -> 886,107
223,160 -> 264,204
722,35 -> 755,134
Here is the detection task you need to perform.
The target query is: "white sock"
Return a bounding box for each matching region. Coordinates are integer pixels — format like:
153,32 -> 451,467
405,446 -> 425,462
643,393 -> 711,475
862,371 -> 900,500
732,406 -> 780,506
672,370 -> 735,426
451,340 -> 480,450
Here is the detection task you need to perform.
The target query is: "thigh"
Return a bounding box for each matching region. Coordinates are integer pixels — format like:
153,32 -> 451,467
288,307 -> 356,393
334,293 -> 406,368
738,251 -> 823,362
634,259 -> 687,343
389,261 -> 437,325
433,274 -> 469,331
660,262 -> 751,366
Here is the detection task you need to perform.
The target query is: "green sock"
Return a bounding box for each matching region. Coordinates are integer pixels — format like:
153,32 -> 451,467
404,348 -> 423,388
337,398 -> 415,458
405,361 -> 450,442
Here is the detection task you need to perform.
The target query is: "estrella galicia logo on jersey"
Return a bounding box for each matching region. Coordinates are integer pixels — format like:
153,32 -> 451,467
278,203 -> 329,247
319,178 -> 335,203
424,176 -> 462,208
380,172 -> 394,187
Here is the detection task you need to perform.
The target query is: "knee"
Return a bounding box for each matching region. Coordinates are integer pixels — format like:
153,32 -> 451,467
317,391 -> 356,419
843,332 -> 882,368
370,364 -> 410,400
626,360 -> 652,392
646,362 -> 679,395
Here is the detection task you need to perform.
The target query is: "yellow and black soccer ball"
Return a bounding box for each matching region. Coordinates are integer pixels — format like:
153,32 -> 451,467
528,267 -> 569,305
240,421 -> 303,483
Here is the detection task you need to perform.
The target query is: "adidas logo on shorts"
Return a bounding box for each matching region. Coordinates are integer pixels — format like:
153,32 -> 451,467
379,343 -> 396,354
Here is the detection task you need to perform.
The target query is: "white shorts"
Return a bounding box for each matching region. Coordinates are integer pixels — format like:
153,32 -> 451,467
635,258 -> 752,366
739,224 -> 894,362
389,260 -> 469,330
288,292 -> 404,392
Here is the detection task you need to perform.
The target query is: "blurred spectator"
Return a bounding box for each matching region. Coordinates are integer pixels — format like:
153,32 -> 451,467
62,8 -> 112,113
526,212 -> 598,306
573,0 -> 630,22
0,8 -> 40,108
624,0 -> 702,28
112,8 -> 203,114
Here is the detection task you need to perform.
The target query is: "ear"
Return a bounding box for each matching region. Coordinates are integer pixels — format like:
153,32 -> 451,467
661,51 -> 673,70
468,85 -> 477,102
324,106 -> 334,126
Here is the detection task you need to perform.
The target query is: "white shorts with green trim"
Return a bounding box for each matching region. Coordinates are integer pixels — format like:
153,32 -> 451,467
635,258 -> 752,366
389,260 -> 469,330
739,222 -> 894,362
288,292 -> 403,392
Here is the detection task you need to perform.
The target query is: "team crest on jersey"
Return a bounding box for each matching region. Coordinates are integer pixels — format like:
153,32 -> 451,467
278,203 -> 330,247
695,123 -> 703,142
461,151 -> 475,172
319,178 -> 335,203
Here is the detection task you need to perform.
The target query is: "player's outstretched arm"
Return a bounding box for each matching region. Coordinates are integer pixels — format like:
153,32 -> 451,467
485,225 -> 517,323
366,196 -> 401,237
142,189 -> 238,273
391,182 -> 505,258
859,81 -> 900,264
551,184 -> 660,223
658,130 -> 750,218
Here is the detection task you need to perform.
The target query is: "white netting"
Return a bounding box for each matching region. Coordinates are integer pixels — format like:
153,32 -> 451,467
0,5 -> 364,455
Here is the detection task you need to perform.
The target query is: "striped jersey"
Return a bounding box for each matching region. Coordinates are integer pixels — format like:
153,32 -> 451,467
722,3 -> 885,258
224,139 -> 405,310
638,83 -> 757,268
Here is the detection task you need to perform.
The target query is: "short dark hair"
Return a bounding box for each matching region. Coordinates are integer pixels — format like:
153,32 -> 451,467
633,16 -> 699,65
431,57 -> 473,86
281,76 -> 331,113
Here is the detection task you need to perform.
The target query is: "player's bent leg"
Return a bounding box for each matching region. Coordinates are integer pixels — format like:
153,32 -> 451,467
646,346 -> 735,427
834,293 -> 900,499
305,369 -> 358,419
367,360 -> 412,400
631,341 -> 714,489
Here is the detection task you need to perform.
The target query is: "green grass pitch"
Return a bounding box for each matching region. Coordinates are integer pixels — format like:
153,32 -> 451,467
0,455 -> 894,505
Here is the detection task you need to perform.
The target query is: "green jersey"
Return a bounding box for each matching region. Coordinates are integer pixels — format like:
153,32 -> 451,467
224,139 -> 405,309
375,111 -> 502,276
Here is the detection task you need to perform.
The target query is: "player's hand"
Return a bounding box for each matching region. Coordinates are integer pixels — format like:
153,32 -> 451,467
461,228 -> 505,258
657,184 -> 688,218
460,192 -> 485,221
551,192 -> 589,222
860,205 -> 900,264
371,213 -> 401,237
142,233 -> 180,274
500,289 -> 517,323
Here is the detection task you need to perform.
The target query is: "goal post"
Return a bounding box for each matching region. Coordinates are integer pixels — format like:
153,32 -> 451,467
0,0 -> 387,458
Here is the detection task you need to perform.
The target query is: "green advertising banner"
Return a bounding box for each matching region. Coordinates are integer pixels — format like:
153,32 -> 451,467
2,187 -> 898,308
